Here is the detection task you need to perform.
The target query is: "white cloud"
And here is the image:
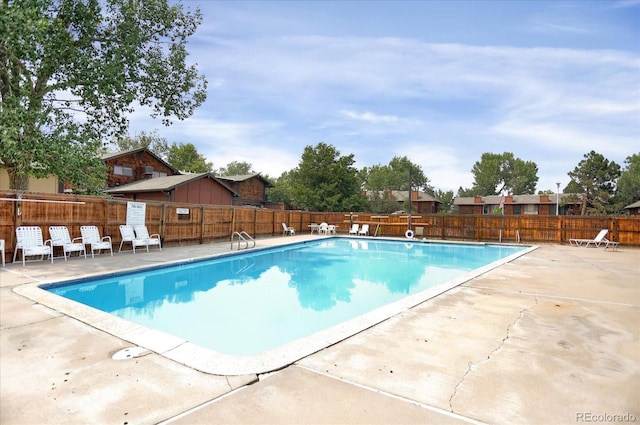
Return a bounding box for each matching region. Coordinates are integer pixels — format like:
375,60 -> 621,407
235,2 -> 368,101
127,28 -> 639,193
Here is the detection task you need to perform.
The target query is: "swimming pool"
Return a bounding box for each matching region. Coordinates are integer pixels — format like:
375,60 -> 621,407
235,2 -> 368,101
33,237 -> 533,375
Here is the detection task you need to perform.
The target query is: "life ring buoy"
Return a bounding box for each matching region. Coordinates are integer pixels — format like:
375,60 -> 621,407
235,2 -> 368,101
405,229 -> 414,239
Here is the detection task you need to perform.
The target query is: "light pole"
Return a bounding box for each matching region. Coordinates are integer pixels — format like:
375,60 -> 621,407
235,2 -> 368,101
556,182 -> 561,216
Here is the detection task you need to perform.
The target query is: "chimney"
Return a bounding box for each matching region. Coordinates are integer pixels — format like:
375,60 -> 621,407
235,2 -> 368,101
411,190 -> 419,201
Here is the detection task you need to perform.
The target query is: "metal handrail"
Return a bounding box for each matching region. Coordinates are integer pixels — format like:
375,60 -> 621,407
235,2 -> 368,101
231,231 -> 256,250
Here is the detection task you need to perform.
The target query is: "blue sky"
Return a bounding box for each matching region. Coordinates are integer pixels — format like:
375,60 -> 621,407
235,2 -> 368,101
128,0 -> 640,193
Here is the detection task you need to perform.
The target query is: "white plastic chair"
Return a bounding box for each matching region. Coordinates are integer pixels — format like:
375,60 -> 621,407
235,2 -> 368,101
282,222 -> 295,236
49,226 -> 86,261
118,225 -> 148,253
81,226 -> 113,258
133,225 -> 162,252
318,222 -> 329,235
13,226 -> 53,266
358,224 -> 370,236
348,224 -> 359,235
0,239 -> 5,268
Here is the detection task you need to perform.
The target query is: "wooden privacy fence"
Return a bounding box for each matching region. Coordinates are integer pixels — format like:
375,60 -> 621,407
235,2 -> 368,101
1,191 -> 639,263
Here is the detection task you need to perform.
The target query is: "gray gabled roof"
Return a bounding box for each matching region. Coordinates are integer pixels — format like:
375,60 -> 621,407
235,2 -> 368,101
104,173 -> 239,196
624,200 -> 640,209
217,174 -> 274,187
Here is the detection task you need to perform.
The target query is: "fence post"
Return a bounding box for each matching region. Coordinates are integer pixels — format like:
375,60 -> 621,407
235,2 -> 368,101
161,203 -> 167,245
557,216 -> 562,244
231,207 -> 236,236
200,205 -> 205,244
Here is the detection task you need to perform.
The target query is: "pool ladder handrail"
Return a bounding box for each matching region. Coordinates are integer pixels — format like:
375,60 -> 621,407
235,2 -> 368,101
231,231 -> 256,250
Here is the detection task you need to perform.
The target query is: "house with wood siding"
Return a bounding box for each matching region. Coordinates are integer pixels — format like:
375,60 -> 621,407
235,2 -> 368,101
624,200 -> 640,215
103,173 -> 238,205
102,148 -> 180,188
217,174 -> 274,208
454,194 -> 581,215
364,189 -> 441,214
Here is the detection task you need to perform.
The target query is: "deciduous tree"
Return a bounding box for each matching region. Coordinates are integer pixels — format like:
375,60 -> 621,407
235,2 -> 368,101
1,0 -> 207,192
218,161 -> 254,176
362,156 -> 431,192
469,152 -> 538,195
112,131 -> 170,160
615,153 -> 640,212
167,142 -> 212,173
289,142 -> 367,212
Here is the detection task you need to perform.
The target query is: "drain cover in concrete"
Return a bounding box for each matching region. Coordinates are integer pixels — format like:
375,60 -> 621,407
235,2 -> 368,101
112,346 -> 149,360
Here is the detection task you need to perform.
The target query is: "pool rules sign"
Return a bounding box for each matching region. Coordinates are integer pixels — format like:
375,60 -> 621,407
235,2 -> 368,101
126,202 -> 146,226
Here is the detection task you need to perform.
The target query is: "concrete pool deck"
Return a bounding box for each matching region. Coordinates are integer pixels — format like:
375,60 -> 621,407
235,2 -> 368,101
1,236 -> 638,424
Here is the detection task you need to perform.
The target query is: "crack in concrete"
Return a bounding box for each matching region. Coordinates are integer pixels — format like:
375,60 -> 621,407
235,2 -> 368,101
448,297 -> 538,413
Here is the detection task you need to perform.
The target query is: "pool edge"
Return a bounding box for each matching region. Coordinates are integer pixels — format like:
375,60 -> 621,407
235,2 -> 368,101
12,240 -> 538,376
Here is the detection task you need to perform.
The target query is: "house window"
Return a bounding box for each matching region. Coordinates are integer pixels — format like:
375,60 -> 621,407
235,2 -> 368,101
524,204 -> 538,215
114,165 -> 133,176
483,205 -> 499,215
514,205 -> 521,215
152,171 -> 167,178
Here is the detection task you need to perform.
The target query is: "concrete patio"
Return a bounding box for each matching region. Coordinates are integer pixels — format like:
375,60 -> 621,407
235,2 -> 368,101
1,236 -> 638,424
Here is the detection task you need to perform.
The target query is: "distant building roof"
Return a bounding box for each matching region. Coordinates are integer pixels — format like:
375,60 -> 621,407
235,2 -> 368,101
454,194 -> 581,205
217,174 -> 274,187
104,173 -> 238,196
624,200 -> 640,209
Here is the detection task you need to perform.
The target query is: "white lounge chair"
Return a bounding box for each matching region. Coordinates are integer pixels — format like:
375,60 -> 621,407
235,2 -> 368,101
13,226 -> 53,266
49,226 -> 86,261
133,225 -> 162,252
282,222 -> 295,236
348,223 -> 359,235
81,226 -> 113,258
119,225 -> 147,253
358,224 -> 369,236
569,229 -> 610,248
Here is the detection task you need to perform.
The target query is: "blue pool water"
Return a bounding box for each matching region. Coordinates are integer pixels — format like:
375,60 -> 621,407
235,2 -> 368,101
45,238 -> 525,356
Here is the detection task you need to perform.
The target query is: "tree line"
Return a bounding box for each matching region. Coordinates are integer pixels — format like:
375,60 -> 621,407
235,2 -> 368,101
113,133 -> 638,216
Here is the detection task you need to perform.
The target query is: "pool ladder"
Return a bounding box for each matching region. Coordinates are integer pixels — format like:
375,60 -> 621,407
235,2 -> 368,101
231,231 -> 256,250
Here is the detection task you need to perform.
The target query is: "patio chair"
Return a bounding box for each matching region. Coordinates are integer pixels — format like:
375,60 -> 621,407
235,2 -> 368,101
80,226 -> 113,258
282,222 -> 295,236
569,229 -> 610,248
133,225 -> 162,252
119,225 -> 148,253
318,222 -> 329,235
0,238 -> 5,268
358,224 -> 370,236
348,223 -> 359,235
49,226 -> 87,261
13,226 -> 53,266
